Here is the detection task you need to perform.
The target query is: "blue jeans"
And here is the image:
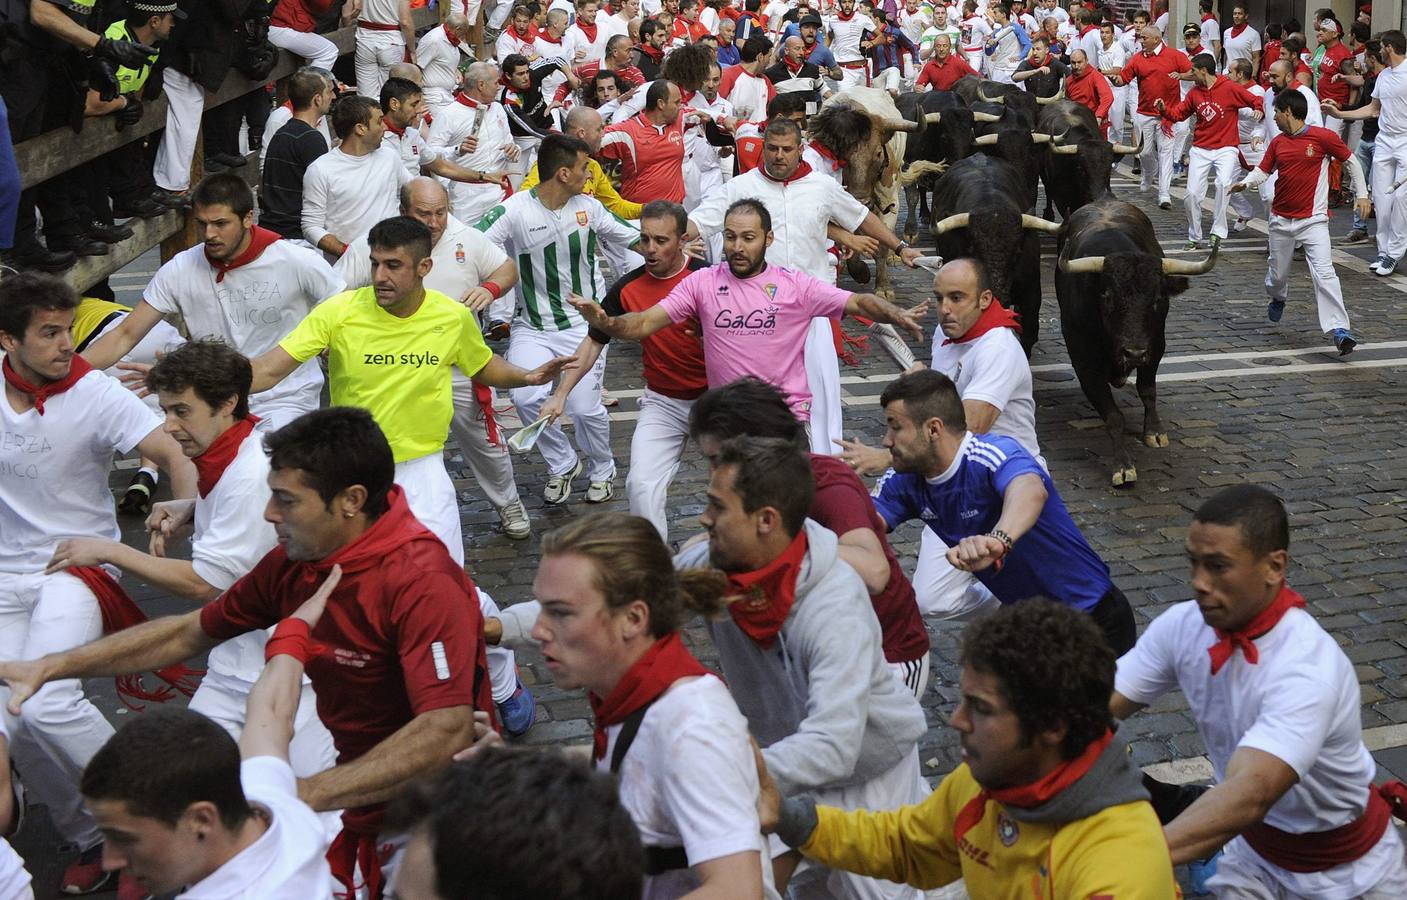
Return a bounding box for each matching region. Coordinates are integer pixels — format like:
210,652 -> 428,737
1354,137 -> 1376,231
0,98 -> 18,251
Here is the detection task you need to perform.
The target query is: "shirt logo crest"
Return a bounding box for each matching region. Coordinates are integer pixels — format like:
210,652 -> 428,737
997,812 -> 1020,846
576,210 -> 589,226
764,283 -> 778,300
1305,144 -> 1316,157
455,244 -> 466,263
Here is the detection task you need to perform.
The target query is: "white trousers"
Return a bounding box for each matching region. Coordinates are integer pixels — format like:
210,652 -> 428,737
1134,112 -> 1186,203
838,65 -> 869,89
249,389 -> 321,432
395,452 -> 465,566
873,67 -> 902,93
0,572 -> 112,847
506,324 -> 615,481
804,318 -> 843,456
189,672 -> 337,778
1371,132 -> 1407,261
1185,145 -> 1242,241
473,588 -> 518,704
987,64 -> 1017,85
1206,826 -> 1407,900
153,68 -> 206,192
448,372 -> 521,510
1228,142 -> 1265,221
268,26 -> 341,70
626,389 -> 695,542
355,30 -> 406,99
912,526 -> 1000,619
886,652 -> 930,701
1265,215 -> 1351,333
1107,85 -> 1129,144
487,0 -> 514,28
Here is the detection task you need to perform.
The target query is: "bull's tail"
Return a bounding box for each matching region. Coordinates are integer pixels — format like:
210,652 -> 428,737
899,160 -> 949,186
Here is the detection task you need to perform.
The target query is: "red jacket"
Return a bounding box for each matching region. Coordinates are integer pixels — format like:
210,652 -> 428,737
916,54 -> 978,91
1160,75 -> 1263,149
599,112 -> 688,202
1065,67 -> 1115,123
1119,43 -> 1191,116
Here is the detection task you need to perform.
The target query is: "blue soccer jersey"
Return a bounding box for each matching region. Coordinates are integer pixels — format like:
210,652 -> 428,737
872,433 -> 1112,610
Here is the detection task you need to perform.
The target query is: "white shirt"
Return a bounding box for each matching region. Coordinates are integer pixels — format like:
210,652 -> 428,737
1262,84 -> 1322,144
764,0 -> 790,33
690,92 -> 735,176
495,27 -> 537,61
897,7 -> 932,44
381,124 -> 440,180
301,145 -> 410,249
1155,11 -> 1168,36
416,25 -> 473,112
1033,4 -> 1067,27
0,369 -> 156,572
563,20 -> 610,64
532,36 -> 572,98
145,240 -> 343,419
1074,26 -> 1102,69
1116,602 -> 1401,899
828,13 -> 875,63
930,326 -> 1042,464
261,106 -> 331,168
1199,16 -> 1220,49
959,14 -> 990,54
690,168 -> 869,284
598,676 -> 782,900
721,69 -> 771,123
1371,58 -> 1407,138
425,97 -> 515,222
359,0 -> 402,27
1097,39 -> 1129,76
177,757 -> 331,899
1237,81 -> 1267,145
1118,24 -> 1141,56
193,423 -> 279,685
336,215 -> 509,299
1222,24 -> 1261,68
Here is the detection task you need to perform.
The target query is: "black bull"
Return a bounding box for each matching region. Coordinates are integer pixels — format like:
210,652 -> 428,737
1036,100 -> 1141,221
1055,200 -> 1217,487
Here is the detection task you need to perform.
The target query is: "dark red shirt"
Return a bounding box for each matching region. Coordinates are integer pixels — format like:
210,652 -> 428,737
916,54 -> 979,91
809,454 -> 929,664
1316,42 -> 1354,104
1119,44 -> 1192,116
589,259 -> 709,399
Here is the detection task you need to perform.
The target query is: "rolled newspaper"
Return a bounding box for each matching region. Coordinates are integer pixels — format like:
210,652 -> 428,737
507,414 -> 552,454
869,322 -> 917,371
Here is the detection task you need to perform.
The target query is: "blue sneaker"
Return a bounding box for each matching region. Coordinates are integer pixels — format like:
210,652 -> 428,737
1333,328 -> 1357,355
497,678 -> 537,737
1267,299 -> 1285,322
1188,848 -> 1222,894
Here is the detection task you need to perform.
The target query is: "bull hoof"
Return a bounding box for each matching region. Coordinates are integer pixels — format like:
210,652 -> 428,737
1143,432 -> 1169,448
1111,465 -> 1138,487
878,287 -> 896,302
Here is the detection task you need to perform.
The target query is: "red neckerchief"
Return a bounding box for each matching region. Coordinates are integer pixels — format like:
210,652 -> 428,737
783,55 -> 804,73
193,415 -> 261,498
724,528 -> 809,648
1188,44 -> 1205,55
3,354 -> 92,415
589,632 -> 710,760
455,91 -> 482,108
538,32 -> 562,44
836,10 -> 854,20
508,23 -> 533,41
1034,52 -> 1053,66
1207,583 -> 1307,674
1080,24 -> 1098,36
637,41 -> 664,63
1201,12 -> 1215,22
206,225 -> 281,284
576,19 -> 598,41
810,140 -> 846,170
760,159 -> 814,184
954,730 -> 1114,841
443,23 -> 461,46
1229,22 -> 1248,37
382,115 -> 405,136
943,296 -> 1022,345
680,88 -> 698,105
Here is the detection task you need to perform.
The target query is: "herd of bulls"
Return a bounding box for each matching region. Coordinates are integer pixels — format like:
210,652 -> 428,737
811,77 -> 1223,487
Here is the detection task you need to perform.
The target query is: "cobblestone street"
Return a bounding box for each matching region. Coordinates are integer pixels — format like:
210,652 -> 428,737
20,168 -> 1407,896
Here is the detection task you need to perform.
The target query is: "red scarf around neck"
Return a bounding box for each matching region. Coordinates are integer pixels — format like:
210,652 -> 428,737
638,41 -> 664,63
943,297 -> 1022,345
760,159 -> 814,184
1207,582 -> 1306,675
509,23 -> 534,41
809,140 -> 847,170
954,729 -> 1113,841
725,528 -> 809,648
193,415 -> 261,498
443,23 -> 461,46
589,632 -> 710,760
1201,12 -> 1215,22
539,31 -> 562,44
206,225 -> 281,283
576,19 -> 599,41
455,91 -> 483,108
3,354 -> 92,415
783,54 -> 804,73
1229,22 -> 1248,38
382,115 -> 405,136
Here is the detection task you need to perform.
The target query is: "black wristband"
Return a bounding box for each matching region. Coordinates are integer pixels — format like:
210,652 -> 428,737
775,795 -> 820,849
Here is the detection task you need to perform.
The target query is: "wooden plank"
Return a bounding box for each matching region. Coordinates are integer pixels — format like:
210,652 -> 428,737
61,209 -> 183,296
14,6 -> 439,190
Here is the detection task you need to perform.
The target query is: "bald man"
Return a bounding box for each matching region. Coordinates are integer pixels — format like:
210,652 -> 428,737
418,14 -> 477,114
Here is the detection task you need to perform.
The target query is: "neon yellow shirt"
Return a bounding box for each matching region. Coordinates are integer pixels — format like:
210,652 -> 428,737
518,157 -> 643,220
279,287 -> 492,463
72,297 -> 132,348
802,763 -> 1181,900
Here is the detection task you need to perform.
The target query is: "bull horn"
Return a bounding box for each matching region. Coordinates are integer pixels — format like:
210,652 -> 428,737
976,88 -> 1006,104
1035,89 -> 1065,105
882,117 -> 920,133
898,159 -> 949,186
924,111 -> 943,125
1162,248 -> 1218,275
971,111 -> 1002,123
972,133 -> 999,146
1030,133 -> 1053,144
932,212 -> 970,234
1110,137 -> 1143,155
1058,255 -> 1106,274
1050,143 -> 1080,155
1021,214 -> 1062,234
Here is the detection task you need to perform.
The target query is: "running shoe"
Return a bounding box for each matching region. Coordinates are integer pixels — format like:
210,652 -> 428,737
61,843 -> 115,894
1231,217 -> 1249,233
1267,299 -> 1285,322
585,473 -> 615,504
1343,228 -> 1369,244
544,459 -> 584,505
497,499 -> 531,540
497,678 -> 537,737
1333,328 -> 1357,355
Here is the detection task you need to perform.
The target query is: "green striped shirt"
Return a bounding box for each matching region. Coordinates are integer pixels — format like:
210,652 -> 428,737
476,189 -> 640,332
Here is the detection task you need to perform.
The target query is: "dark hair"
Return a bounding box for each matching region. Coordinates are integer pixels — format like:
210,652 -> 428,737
191,173 -> 254,219
639,200 -> 688,237
763,116 -> 803,144
0,271 -> 79,339
538,133 -> 591,182
741,34 -> 773,62
331,94 -> 381,140
941,256 -> 991,297
1382,29 -> 1407,56
660,43 -> 715,92
689,377 -> 805,448
146,339 -> 253,420
961,599 -> 1115,760
879,369 -> 967,432
724,197 -> 771,232
1281,34 -> 1304,55
501,52 -> 530,76
1193,485 -> 1290,557
1191,52 -> 1217,72
991,2 -> 1010,17
640,17 -> 662,40
1229,57 -> 1253,79
264,407 -> 395,517
767,92 -> 808,120
1351,20 -> 1370,43
379,76 -> 423,113
1265,21 -> 1282,39
715,435 -> 814,536
368,215 -> 433,263
587,70 -> 627,107
645,78 -> 675,111
606,33 -> 632,55
81,708 -> 253,831
1198,0 -> 1213,11
288,66 -> 329,110
1273,84 -> 1309,119
387,748 -> 643,900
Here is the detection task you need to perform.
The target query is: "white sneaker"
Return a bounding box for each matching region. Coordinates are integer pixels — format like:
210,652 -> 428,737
544,459 -> 584,505
585,473 -> 615,504
1232,217 -> 1248,233
497,499 -> 531,540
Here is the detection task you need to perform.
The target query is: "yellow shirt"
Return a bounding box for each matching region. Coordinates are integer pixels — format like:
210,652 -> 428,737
279,287 -> 492,463
519,157 -> 643,220
802,763 -> 1181,900
72,298 -> 132,349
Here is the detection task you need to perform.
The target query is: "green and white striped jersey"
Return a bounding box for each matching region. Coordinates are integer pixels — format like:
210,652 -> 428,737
475,189 -> 640,332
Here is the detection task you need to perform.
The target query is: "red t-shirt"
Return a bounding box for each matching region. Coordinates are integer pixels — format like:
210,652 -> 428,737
1256,124 -> 1351,219
1065,68 -> 1115,122
199,487 -> 493,835
272,0 -> 337,32
589,259 -> 709,399
1161,75 -> 1264,149
599,112 -> 688,203
1260,39 -> 1282,84
1316,42 -> 1354,104
808,454 -> 929,665
916,54 -> 978,91
1119,44 -> 1192,115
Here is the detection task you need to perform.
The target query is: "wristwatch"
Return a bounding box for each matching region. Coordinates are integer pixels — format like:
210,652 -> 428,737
895,240 -> 910,252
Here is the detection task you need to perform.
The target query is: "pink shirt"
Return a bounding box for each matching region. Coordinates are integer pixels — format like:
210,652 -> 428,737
659,263 -> 850,420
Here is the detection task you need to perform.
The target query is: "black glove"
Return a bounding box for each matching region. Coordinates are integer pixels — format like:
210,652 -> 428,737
94,36 -> 158,70
116,93 -> 144,129
89,56 -> 121,103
